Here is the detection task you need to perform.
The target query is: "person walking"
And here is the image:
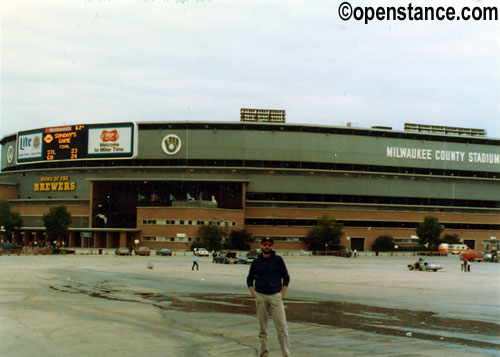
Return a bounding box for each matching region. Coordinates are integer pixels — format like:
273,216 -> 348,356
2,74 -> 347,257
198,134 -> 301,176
247,237 -> 291,357
466,258 -> 471,272
463,257 -> 469,273
192,252 -> 199,271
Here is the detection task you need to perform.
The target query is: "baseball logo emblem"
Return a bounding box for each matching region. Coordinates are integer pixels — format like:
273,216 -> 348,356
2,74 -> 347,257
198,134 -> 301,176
7,145 -> 14,163
162,134 -> 181,155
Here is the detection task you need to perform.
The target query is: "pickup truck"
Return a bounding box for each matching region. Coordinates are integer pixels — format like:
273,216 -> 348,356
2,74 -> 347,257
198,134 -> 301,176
460,250 -> 483,262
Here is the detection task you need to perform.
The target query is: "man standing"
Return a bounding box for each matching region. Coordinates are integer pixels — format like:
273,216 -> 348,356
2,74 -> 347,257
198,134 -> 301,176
192,252 -> 199,271
247,237 -> 291,357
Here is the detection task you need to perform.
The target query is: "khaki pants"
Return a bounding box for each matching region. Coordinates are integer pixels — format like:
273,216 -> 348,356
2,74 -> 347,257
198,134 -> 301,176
255,292 -> 291,357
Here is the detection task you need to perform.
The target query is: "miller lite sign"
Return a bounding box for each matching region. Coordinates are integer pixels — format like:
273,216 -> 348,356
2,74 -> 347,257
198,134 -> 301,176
17,131 -> 43,161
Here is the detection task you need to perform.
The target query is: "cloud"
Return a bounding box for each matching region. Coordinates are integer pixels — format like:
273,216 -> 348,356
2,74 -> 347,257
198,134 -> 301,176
1,0 -> 499,138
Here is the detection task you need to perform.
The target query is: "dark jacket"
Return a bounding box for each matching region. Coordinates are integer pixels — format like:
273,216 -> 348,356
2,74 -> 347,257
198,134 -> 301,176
247,250 -> 290,295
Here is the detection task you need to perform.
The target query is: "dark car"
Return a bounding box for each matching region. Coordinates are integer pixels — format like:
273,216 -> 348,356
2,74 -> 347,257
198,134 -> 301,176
156,248 -> 172,256
332,249 -> 352,257
0,242 -> 22,255
53,247 -> 75,255
115,247 -> 131,256
215,252 -> 237,264
0,242 -> 22,249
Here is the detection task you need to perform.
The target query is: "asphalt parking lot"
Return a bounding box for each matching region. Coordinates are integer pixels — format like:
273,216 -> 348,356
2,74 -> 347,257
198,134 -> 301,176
0,253 -> 499,356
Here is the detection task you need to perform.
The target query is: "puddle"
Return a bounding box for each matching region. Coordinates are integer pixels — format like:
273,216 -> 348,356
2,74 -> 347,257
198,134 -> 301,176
49,281 -> 500,351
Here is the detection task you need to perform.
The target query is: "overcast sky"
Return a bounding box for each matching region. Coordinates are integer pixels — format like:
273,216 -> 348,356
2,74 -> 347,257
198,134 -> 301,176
1,0 -> 499,139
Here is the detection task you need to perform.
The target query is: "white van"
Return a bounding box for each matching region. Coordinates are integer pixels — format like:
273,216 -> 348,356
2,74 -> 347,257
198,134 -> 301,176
448,244 -> 470,255
439,243 -> 469,255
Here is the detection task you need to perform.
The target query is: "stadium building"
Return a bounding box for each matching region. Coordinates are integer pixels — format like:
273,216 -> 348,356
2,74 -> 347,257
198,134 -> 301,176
1,120 -> 499,252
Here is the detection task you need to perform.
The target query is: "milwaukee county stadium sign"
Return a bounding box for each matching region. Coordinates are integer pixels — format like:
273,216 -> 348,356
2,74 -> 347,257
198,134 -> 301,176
386,147 -> 500,165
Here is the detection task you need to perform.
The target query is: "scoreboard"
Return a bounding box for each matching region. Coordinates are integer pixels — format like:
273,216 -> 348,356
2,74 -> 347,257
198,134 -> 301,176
43,125 -> 85,161
17,122 -> 137,163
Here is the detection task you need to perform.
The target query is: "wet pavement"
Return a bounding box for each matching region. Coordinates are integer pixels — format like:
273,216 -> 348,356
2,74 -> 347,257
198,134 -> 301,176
49,279 -> 500,352
1,254 -> 499,356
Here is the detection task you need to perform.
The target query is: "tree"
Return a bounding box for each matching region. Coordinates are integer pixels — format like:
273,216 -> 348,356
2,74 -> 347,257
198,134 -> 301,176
228,229 -> 255,250
0,200 -> 23,242
198,224 -> 227,251
302,214 -> 344,251
441,233 -> 460,244
416,216 -> 444,249
42,206 -> 72,243
372,235 -> 395,252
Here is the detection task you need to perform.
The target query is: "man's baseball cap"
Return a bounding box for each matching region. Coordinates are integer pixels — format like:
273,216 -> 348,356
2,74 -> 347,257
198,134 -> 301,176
261,237 -> 274,244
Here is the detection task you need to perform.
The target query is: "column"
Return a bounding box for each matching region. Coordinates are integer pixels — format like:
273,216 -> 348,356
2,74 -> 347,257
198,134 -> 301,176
119,231 -> 127,247
12,232 -> 20,245
106,232 -> 113,248
93,232 -> 100,248
35,231 -> 43,246
23,231 -> 30,246
68,231 -> 76,247
241,182 -> 246,209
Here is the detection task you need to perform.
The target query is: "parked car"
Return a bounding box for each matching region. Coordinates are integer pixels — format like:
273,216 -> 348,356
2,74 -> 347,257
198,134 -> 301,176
332,249 -> 352,257
134,247 -> 151,256
422,261 -> 443,272
0,242 -> 23,255
245,249 -> 260,263
408,258 -> 442,272
247,249 -> 260,259
194,248 -> 210,256
460,250 -> 483,262
215,252 -> 237,264
482,251 -> 492,261
237,254 -> 251,264
115,247 -> 131,256
156,248 -> 172,256
482,250 -> 498,262
53,248 -> 75,255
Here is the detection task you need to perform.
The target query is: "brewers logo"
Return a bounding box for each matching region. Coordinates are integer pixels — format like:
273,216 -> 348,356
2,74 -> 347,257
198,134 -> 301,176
7,145 -> 14,164
162,134 -> 181,155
